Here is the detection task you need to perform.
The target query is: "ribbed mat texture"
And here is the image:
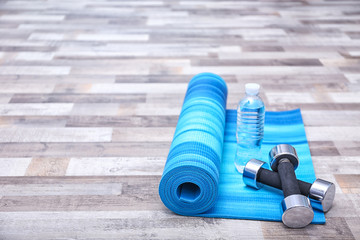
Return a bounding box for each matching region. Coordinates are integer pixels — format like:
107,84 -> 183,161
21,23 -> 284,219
158,73 -> 325,223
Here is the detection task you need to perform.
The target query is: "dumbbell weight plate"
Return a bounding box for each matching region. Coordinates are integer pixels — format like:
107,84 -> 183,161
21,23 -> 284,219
281,194 -> 314,228
243,158 -> 267,189
269,144 -> 299,172
309,179 -> 336,212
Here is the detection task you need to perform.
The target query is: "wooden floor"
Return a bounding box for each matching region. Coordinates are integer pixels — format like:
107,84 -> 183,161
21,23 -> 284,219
0,0 -> 360,239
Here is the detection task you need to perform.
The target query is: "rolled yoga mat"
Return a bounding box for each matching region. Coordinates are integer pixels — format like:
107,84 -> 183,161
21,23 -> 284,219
158,73 -> 325,223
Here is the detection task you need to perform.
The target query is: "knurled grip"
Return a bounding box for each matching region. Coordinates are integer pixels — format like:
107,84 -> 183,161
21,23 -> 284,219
277,160 -> 301,198
257,168 -> 312,195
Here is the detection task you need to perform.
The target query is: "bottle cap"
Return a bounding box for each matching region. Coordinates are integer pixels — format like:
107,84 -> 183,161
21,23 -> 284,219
245,83 -> 260,96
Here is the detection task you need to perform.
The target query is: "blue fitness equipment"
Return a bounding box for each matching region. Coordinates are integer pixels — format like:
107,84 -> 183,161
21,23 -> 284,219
159,73 -> 325,223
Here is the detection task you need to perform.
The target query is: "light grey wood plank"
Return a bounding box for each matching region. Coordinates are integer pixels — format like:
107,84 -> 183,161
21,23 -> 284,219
348,51 -> 360,57
84,1 -> 164,8
0,83 -> 55,93
0,127 -> 112,143
0,94 -> 13,104
323,192 -> 360,218
15,52 -> 54,61
112,127 -> 174,142
0,158 -> 32,176
66,157 -> 165,176
70,103 -> 120,116
346,217 -> 360,240
182,66 -> 339,75
132,103 -> 182,116
0,75 -> 115,84
90,83 -> 187,94
76,34 -> 149,41
344,74 -> 360,84
228,28 -> 287,37
0,116 -> 67,128
0,39 -> 54,47
65,115 -> 178,128
146,93 -> 185,105
302,111 -> 360,126
28,33 -> 64,41
312,156 -> 360,175
1,183 -> 122,196
0,142 -> 171,158
0,14 -> 65,21
265,92 -> 316,104
71,66 -> 149,75
219,51 -> 344,59
0,103 -> 74,116
0,66 -> 71,75
329,92 -> 360,103
55,50 -> 209,58
306,127 -> 360,141
9,93 -> 145,104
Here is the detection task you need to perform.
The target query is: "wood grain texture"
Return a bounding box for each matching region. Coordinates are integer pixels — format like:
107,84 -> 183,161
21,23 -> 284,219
25,157 -> 70,176
0,0 -> 359,239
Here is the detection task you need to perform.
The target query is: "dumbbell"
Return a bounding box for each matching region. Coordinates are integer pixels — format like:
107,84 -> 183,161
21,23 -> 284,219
243,159 -> 335,212
250,144 -> 314,228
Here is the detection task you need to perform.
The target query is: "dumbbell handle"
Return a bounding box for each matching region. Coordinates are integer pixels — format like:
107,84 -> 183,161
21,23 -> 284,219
258,167 -> 311,196
277,159 -> 301,198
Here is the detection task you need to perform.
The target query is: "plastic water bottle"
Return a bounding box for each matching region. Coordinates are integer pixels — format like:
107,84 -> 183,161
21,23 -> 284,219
235,83 -> 265,174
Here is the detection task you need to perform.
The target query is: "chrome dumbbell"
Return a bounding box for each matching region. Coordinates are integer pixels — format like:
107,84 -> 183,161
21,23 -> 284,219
243,158 -> 335,212
248,144 -> 314,228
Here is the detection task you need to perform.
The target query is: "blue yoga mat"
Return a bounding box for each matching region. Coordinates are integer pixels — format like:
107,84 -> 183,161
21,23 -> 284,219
159,73 -> 325,224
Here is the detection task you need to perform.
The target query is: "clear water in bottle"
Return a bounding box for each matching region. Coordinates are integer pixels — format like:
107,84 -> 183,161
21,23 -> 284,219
235,83 -> 265,174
